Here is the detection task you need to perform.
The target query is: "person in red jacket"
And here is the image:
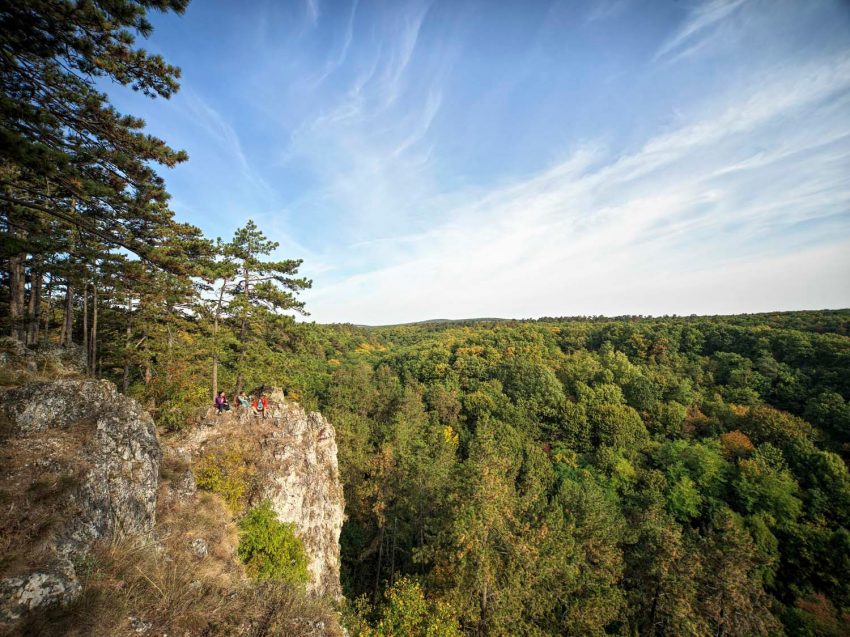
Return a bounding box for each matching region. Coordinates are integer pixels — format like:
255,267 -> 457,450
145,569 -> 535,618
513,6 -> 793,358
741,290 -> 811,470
252,393 -> 268,419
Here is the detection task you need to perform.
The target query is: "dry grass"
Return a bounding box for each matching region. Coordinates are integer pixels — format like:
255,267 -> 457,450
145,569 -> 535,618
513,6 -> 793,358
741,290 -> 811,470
0,428 -> 89,577
5,456 -> 344,637
0,368 -> 30,388
0,358 -> 83,389
180,414 -> 288,516
9,537 -> 343,636
2,394 -> 344,636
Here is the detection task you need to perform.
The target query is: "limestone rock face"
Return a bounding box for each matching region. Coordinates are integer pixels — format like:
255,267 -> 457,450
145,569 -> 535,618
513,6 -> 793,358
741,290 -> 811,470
184,394 -> 345,598
0,379 -> 160,621
260,403 -> 344,598
0,560 -> 80,622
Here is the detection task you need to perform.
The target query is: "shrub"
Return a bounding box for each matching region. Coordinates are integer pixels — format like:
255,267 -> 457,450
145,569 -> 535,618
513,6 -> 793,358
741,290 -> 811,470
344,577 -> 462,637
195,448 -> 252,513
238,501 -> 309,585
156,385 -> 210,432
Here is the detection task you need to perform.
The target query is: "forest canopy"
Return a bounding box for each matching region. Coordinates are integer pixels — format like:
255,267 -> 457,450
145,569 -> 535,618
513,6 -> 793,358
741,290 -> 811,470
1,1 -> 849,636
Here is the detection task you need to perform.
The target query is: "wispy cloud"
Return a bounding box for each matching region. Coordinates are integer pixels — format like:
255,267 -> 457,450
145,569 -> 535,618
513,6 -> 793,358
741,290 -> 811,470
585,0 -> 631,24
305,0 -> 320,27
655,0 -> 747,61
134,0 -> 850,322
276,0 -> 449,242
181,90 -> 276,202
304,51 -> 850,323
308,0 -> 359,88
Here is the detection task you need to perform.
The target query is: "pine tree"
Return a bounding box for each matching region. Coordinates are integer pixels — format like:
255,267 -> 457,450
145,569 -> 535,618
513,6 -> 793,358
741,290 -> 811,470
224,220 -> 310,394
1,0 -> 197,341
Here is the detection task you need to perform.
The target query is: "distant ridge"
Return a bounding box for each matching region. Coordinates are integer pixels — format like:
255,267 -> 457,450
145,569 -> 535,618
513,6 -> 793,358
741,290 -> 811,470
357,317 -> 510,328
342,308 -> 850,330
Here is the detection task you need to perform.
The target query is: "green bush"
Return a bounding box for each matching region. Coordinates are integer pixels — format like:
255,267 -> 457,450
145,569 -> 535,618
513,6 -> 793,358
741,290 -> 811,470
238,501 -> 310,585
195,448 -> 252,513
344,577 -> 461,637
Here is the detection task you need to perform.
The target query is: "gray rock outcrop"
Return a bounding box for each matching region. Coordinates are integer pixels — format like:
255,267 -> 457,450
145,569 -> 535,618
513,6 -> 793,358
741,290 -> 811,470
0,337 -> 86,376
0,379 -> 161,621
184,394 -> 345,598
0,559 -> 80,623
261,403 -> 344,598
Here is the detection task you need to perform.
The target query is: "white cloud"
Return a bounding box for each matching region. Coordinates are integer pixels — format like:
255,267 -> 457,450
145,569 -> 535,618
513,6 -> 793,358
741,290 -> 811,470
585,0 -> 631,24
301,51 -> 850,323
276,0 -> 449,244
655,0 -> 747,62
181,90 -> 276,202
305,0 -> 320,27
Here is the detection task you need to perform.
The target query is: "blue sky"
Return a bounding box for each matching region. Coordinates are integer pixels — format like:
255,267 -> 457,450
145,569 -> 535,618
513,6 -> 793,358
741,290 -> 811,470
112,0 -> 850,324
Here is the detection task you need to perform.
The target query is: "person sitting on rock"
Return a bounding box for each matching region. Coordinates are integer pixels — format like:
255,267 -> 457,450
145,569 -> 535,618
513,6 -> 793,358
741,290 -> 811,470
236,392 -> 250,410
253,393 -> 268,419
214,391 -> 230,414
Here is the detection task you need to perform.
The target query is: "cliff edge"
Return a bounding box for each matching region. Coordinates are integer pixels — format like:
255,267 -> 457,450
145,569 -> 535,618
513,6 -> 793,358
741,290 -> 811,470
0,378 -> 160,623
176,391 -> 345,598
0,344 -> 345,635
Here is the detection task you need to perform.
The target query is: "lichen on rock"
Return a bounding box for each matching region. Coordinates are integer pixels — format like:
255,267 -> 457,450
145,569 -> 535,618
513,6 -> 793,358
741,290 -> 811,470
0,379 -> 160,622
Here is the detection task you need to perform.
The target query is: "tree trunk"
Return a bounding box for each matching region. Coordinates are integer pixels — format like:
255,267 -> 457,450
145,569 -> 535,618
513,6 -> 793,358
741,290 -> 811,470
648,581 -> 661,636
374,525 -> 385,604
479,580 -> 489,637
8,253 -> 25,340
60,282 -> 73,345
212,354 -> 219,400
89,284 -> 98,376
26,264 -> 42,345
123,296 -> 132,393
166,320 -> 173,383
212,277 -> 228,399
390,516 -> 397,587
235,264 -> 250,395
82,283 -> 88,367
42,272 -> 53,343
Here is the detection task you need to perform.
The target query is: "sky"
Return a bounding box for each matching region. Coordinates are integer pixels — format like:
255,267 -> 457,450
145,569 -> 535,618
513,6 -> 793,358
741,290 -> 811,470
110,0 -> 850,324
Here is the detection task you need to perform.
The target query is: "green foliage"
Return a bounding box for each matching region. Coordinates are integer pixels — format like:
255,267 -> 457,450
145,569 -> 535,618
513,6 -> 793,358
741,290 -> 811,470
195,448 -> 252,513
238,501 -> 309,585
347,577 -> 462,637
18,2 -> 850,633
310,315 -> 850,634
734,444 -> 803,522
668,475 -> 703,521
157,384 -> 210,432
11,205 -> 850,637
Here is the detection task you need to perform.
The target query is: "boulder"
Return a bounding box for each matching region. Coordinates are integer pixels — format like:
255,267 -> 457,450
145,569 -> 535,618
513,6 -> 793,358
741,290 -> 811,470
0,338 -> 86,377
0,559 -> 80,622
190,538 -> 209,559
0,379 -> 161,621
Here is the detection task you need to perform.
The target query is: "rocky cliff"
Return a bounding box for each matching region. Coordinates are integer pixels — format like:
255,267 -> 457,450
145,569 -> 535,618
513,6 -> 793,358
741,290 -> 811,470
0,378 -> 160,622
0,347 -> 345,634
177,391 -> 345,598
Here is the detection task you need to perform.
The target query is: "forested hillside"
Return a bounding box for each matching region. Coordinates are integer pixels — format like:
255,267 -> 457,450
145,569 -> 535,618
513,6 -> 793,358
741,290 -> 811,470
272,313 -> 849,636
2,1 -> 850,635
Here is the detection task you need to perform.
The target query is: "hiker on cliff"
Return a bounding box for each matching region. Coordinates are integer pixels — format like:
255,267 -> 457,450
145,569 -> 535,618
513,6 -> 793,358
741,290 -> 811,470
214,391 -> 230,414
236,392 -> 250,410
253,393 -> 268,419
